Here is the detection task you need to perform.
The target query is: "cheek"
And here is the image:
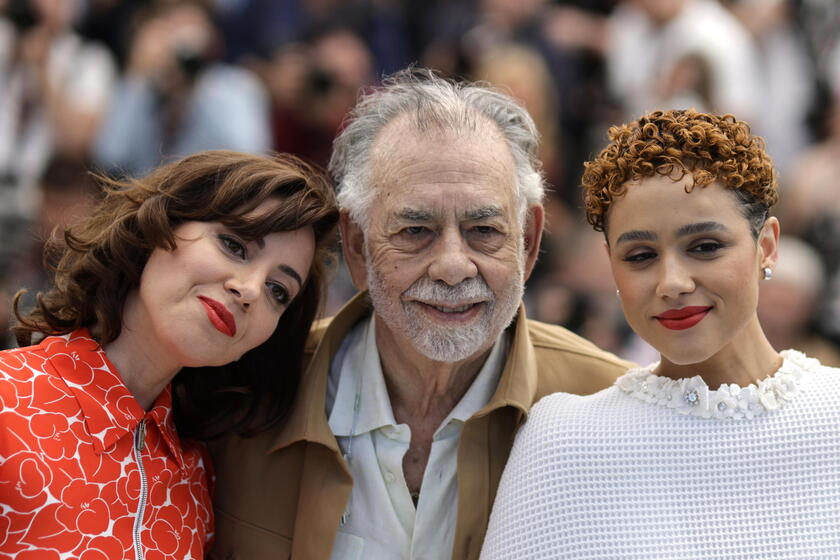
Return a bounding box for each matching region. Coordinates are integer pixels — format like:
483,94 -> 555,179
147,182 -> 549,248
479,259 -> 520,291
717,255 -> 759,300
611,266 -> 639,301
369,252 -> 425,292
610,268 -> 651,326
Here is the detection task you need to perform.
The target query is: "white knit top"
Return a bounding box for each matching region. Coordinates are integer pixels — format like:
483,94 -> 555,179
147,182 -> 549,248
481,350 -> 840,559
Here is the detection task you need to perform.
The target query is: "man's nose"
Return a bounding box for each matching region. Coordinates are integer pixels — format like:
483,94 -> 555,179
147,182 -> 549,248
427,229 -> 479,286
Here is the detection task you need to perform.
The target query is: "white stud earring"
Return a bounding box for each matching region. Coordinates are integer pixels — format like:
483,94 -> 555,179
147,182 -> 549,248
762,267 -> 773,280
616,289 -> 621,297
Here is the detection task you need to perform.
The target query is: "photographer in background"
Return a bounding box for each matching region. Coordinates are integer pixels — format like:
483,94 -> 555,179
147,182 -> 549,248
267,25 -> 374,169
93,0 -> 271,177
0,0 -> 114,279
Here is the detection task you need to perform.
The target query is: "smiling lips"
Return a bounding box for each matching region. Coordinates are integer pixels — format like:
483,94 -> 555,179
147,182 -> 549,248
418,301 -> 483,319
655,306 -> 712,331
198,296 -> 236,337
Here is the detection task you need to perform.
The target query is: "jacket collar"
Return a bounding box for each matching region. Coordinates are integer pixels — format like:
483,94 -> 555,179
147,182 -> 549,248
475,303 -> 538,422
45,329 -> 187,469
267,291 -> 540,454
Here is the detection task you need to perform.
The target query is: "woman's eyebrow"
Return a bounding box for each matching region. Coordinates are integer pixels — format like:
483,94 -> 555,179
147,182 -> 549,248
278,264 -> 303,288
615,230 -> 656,245
675,221 -> 728,237
615,222 -> 728,246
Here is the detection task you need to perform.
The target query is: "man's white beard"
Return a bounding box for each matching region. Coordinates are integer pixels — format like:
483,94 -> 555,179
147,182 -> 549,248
366,251 -> 524,363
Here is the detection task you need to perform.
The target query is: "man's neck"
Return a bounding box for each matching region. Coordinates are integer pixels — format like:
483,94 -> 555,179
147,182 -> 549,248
373,317 -> 496,497
374,318 -> 493,422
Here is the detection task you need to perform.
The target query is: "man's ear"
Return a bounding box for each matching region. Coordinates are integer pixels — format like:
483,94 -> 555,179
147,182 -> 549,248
523,204 -> 545,282
340,211 -> 369,291
759,216 -> 780,272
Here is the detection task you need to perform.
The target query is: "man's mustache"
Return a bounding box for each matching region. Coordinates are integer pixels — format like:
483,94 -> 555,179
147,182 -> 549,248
403,276 -> 494,302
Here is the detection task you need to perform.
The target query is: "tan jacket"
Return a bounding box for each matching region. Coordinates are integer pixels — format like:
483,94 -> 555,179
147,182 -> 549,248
208,292 -> 633,560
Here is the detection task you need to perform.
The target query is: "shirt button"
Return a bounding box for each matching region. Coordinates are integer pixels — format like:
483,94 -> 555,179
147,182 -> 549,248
384,471 -> 396,483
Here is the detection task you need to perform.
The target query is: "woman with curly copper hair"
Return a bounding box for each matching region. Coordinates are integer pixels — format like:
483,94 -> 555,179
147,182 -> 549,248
0,150 -> 338,559
482,110 -> 840,559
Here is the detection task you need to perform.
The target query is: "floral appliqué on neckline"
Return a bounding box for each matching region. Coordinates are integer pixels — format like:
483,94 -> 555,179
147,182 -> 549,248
615,350 -> 819,419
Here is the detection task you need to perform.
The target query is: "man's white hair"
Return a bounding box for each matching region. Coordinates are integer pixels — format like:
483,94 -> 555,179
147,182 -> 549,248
329,68 -> 545,226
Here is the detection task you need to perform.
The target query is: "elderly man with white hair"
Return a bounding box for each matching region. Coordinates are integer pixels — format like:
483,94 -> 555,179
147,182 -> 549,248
207,68 -> 631,560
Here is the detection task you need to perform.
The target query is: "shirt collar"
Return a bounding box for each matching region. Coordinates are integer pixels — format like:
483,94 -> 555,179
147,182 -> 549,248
328,314 -> 509,439
441,331 -> 508,429
46,329 -> 186,469
328,315 -> 397,437
268,292 -> 542,453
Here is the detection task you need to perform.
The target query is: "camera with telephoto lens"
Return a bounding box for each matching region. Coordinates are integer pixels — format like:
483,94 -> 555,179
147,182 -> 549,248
174,43 -> 207,79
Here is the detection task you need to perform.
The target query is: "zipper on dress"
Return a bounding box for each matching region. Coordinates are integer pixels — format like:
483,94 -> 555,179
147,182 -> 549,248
132,419 -> 148,560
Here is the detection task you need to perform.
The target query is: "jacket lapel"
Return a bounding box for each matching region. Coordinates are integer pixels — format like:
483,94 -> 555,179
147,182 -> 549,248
266,292 -> 373,558
453,305 -> 538,560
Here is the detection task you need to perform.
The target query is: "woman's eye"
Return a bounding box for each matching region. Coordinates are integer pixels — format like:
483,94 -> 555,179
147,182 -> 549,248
267,282 -> 290,306
219,234 -> 247,259
689,241 -> 725,255
623,251 -> 656,263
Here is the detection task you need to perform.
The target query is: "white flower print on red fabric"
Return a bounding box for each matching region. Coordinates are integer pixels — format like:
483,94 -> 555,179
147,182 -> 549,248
0,330 -> 213,559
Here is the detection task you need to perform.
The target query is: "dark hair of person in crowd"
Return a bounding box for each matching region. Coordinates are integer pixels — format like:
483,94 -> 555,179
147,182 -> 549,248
581,109 -> 778,238
12,150 -> 339,439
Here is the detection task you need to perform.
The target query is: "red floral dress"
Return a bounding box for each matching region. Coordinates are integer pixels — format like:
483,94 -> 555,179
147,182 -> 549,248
0,330 -> 213,559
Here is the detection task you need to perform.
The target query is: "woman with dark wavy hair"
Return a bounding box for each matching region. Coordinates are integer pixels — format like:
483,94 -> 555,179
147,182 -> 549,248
0,150 -> 338,559
482,110 -> 840,559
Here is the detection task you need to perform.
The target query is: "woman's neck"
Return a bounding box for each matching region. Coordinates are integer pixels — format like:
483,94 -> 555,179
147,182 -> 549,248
102,295 -> 181,411
655,318 -> 783,388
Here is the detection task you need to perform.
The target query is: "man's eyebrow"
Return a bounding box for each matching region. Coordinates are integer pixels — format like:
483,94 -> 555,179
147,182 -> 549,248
396,208 -> 435,221
463,206 -> 503,221
278,264 -> 303,288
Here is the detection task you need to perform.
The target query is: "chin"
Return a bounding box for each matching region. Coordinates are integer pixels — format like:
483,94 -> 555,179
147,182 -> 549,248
656,344 -> 719,367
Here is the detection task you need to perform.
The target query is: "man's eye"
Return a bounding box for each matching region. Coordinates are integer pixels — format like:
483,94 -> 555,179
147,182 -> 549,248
219,234 -> 247,258
267,282 -> 289,306
472,225 -> 499,235
400,226 -> 430,236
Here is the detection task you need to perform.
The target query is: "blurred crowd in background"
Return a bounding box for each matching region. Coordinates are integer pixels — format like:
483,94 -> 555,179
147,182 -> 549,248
1,0 -> 840,367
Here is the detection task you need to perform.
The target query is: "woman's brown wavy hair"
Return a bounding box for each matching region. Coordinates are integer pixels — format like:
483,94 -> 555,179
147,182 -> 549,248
582,109 -> 778,237
13,150 -> 338,439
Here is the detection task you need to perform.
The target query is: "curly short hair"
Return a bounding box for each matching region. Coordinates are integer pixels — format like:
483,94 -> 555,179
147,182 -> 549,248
13,150 -> 338,438
581,109 -> 778,237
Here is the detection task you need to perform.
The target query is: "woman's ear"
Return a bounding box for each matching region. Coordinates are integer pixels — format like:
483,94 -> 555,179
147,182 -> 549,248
759,216 -> 780,271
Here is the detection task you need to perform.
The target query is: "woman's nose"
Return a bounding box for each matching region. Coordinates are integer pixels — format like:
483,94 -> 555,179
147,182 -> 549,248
655,256 -> 695,299
225,274 -> 260,308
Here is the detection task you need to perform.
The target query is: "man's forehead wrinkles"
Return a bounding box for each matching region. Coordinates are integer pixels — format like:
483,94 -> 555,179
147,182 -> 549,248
389,204 -> 506,224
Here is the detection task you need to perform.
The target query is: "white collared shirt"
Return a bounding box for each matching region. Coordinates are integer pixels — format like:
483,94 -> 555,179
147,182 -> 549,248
326,315 -> 507,560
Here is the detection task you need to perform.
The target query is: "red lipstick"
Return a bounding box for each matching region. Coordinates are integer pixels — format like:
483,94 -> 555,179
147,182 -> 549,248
198,296 -> 236,337
655,306 -> 712,331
